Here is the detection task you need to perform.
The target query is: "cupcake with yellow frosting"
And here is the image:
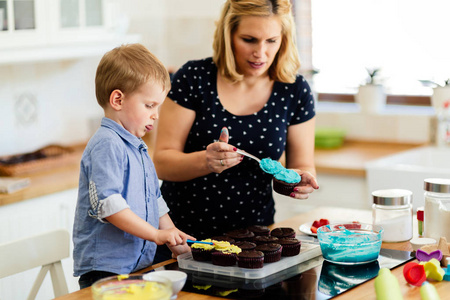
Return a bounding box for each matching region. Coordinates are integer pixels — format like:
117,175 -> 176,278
191,239 -> 215,261
211,241 -> 242,266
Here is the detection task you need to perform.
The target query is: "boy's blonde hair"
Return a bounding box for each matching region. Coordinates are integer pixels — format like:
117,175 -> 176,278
95,43 -> 171,108
213,0 -> 300,83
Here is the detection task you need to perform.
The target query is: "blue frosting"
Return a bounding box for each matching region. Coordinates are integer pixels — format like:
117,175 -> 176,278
259,158 -> 301,183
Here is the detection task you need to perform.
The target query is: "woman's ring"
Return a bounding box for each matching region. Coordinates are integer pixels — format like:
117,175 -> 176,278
220,159 -> 225,166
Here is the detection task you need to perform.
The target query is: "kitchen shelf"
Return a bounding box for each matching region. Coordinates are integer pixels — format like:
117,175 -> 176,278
0,34 -> 141,66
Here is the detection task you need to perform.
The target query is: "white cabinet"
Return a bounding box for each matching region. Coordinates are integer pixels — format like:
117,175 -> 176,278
0,0 -> 139,65
0,188 -> 79,300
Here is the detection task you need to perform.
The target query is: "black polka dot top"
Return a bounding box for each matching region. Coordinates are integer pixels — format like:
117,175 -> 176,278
161,57 -> 315,239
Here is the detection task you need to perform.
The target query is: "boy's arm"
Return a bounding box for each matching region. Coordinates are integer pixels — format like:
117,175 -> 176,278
106,209 -> 194,247
106,208 -> 159,241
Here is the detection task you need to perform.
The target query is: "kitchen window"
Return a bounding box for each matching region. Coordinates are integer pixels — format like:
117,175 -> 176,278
305,0 -> 450,106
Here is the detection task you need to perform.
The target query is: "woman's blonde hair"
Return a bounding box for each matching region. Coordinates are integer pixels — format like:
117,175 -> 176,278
213,0 -> 300,83
95,43 -> 171,108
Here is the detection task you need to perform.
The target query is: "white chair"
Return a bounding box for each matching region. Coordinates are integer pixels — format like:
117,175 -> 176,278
0,229 -> 70,299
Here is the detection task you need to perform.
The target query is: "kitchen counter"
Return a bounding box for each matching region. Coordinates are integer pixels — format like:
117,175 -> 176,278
0,140 -> 423,207
315,140 -> 424,177
54,206 -> 449,300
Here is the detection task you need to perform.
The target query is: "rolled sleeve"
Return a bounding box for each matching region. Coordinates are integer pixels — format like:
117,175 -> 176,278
99,194 -> 130,219
157,196 -> 170,218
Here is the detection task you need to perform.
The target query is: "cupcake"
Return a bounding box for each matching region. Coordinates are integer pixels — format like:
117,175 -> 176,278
235,241 -> 257,251
259,158 -> 301,196
253,235 -> 279,245
211,242 -> 242,266
191,239 -> 215,261
278,238 -> 301,256
270,227 -> 296,239
255,243 -> 282,263
226,228 -> 255,242
237,250 -> 265,269
247,225 -> 270,237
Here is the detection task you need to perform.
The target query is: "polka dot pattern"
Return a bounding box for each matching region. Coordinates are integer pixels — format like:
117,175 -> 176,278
161,58 -> 315,239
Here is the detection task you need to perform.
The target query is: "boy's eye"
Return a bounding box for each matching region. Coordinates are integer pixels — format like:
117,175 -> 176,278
146,104 -> 154,109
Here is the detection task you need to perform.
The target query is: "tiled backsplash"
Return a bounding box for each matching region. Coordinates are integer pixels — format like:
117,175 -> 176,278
0,59 -> 103,156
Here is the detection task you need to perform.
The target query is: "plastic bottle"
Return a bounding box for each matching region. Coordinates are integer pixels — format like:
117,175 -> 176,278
374,268 -> 403,300
420,281 -> 441,300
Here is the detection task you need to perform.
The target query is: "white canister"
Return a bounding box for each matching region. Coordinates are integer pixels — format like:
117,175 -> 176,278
372,189 -> 413,242
424,178 -> 450,241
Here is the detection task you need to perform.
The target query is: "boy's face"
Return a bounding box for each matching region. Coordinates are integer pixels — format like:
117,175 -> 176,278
119,81 -> 167,138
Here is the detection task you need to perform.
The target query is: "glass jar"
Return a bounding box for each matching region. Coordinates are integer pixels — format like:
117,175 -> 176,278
372,189 -> 413,242
424,178 -> 450,241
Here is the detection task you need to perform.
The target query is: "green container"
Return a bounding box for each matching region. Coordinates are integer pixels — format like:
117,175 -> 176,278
315,128 -> 346,149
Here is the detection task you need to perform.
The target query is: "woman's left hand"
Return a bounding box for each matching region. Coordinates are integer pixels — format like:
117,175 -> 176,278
290,170 -> 319,200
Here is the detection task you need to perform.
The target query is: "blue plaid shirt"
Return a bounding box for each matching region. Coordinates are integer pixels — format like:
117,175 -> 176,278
73,117 -> 169,277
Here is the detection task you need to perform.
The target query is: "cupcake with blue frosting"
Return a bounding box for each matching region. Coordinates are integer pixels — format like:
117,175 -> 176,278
260,158 -> 301,196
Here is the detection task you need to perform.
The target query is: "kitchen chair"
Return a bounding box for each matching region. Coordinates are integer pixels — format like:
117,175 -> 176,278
0,229 -> 70,299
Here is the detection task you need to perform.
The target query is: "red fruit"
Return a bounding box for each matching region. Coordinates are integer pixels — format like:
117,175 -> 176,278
310,226 -> 318,233
319,219 -> 330,226
312,220 -> 321,228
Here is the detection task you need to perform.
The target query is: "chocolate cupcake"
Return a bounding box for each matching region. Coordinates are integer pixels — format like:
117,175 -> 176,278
272,177 -> 300,196
226,228 -> 255,242
278,238 -> 301,256
270,227 -> 296,239
237,250 -> 265,269
255,243 -> 282,263
247,225 -> 270,237
211,243 -> 242,266
190,239 -> 215,261
235,241 -> 257,251
253,235 -> 279,245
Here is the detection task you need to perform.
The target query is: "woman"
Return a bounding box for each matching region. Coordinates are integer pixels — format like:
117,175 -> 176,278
153,0 -> 318,243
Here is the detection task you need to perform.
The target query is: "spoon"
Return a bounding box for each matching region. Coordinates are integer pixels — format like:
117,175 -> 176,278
236,149 -> 261,163
187,239 -> 214,245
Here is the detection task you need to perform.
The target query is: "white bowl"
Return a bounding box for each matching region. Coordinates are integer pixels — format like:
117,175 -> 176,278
409,237 -> 437,251
144,270 -> 187,299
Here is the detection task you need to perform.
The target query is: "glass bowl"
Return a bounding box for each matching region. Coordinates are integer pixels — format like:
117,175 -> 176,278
317,223 -> 383,265
91,274 -> 172,300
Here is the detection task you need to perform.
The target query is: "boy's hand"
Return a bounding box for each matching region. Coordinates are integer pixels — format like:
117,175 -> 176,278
168,243 -> 192,258
155,228 -> 194,246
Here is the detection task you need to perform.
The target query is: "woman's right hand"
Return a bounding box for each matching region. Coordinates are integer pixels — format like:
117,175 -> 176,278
206,127 -> 243,173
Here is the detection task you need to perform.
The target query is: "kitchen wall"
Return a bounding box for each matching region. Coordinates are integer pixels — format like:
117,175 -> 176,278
0,0 -> 434,158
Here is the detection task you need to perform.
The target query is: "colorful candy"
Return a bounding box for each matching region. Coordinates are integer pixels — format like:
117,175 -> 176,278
420,258 -> 445,281
416,249 -> 443,262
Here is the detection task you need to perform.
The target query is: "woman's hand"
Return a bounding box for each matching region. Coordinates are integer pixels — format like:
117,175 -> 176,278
289,170 -> 319,200
205,127 -> 243,173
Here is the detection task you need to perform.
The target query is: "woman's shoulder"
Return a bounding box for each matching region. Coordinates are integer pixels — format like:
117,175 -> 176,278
177,57 -> 215,74
276,74 -> 310,92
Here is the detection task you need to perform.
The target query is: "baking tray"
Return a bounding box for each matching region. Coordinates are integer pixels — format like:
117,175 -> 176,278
0,145 -> 79,176
178,237 -> 322,279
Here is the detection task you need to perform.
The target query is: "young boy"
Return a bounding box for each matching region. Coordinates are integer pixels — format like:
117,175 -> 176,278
73,43 -> 194,289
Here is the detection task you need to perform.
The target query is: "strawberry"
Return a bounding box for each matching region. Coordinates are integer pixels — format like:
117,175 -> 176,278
310,226 -> 318,233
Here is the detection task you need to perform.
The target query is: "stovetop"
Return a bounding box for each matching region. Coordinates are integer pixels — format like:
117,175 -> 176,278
160,248 -> 414,299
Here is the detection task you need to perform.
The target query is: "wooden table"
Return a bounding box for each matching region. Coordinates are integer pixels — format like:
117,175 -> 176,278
56,206 -> 449,299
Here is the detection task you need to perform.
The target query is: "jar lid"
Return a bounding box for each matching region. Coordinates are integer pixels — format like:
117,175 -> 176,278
372,189 -> 413,205
424,178 -> 450,193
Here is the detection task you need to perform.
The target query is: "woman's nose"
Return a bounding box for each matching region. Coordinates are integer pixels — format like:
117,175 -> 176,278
253,44 -> 265,58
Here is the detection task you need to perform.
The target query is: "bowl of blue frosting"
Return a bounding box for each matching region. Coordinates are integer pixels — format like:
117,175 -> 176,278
317,223 -> 383,265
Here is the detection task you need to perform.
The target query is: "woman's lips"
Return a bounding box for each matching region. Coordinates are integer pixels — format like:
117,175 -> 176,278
249,61 -> 265,69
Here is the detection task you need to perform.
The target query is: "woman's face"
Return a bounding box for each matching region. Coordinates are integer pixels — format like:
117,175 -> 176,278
232,15 -> 282,78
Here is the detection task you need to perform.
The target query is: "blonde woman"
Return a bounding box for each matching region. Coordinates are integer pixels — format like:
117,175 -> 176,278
153,0 -> 318,260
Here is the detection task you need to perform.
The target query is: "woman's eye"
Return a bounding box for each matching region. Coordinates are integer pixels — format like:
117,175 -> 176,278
243,38 -> 255,43
267,39 -> 277,43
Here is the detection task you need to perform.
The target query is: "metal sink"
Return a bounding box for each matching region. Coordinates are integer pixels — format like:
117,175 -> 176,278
365,146 -> 450,210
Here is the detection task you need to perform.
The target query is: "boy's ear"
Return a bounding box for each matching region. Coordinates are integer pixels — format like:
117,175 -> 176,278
109,89 -> 124,111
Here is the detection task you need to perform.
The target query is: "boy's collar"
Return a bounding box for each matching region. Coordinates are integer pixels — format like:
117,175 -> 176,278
100,117 -> 147,150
